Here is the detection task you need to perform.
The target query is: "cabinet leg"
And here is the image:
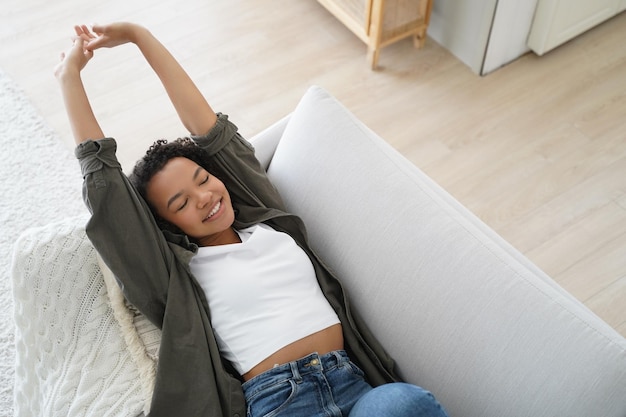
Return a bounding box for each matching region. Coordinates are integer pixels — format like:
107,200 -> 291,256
367,46 -> 380,70
413,29 -> 427,49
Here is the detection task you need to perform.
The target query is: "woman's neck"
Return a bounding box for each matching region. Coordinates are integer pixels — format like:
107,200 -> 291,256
196,227 -> 242,247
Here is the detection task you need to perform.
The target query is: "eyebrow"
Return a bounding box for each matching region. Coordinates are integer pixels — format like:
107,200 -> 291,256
192,166 -> 203,180
166,166 -> 204,209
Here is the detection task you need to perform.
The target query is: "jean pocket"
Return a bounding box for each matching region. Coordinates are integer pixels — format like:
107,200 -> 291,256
246,379 -> 297,417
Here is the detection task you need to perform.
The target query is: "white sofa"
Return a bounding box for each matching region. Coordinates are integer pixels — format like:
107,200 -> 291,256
12,86 -> 626,417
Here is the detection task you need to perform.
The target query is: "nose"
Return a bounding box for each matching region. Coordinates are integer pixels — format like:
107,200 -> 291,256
196,189 -> 213,208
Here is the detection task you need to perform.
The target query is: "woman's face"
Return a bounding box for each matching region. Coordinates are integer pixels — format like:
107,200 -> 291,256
146,157 -> 237,246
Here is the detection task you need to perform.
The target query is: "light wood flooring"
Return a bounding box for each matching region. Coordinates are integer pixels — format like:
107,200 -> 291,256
1,1 -> 625,337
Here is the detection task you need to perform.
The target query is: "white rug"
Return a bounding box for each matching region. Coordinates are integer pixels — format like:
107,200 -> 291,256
0,69 -> 85,414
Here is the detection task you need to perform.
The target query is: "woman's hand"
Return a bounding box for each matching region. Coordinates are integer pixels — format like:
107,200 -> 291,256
75,22 -> 143,51
54,36 -> 93,79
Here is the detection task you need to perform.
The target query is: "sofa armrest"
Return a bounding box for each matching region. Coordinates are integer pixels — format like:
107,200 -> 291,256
249,115 -> 290,171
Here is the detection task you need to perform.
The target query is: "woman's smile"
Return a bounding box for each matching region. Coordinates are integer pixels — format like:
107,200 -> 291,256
203,200 -> 222,222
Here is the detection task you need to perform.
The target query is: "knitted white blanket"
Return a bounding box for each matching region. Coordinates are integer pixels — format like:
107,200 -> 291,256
2,69 -> 158,416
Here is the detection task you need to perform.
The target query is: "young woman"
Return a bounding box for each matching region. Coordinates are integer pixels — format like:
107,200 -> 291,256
56,22 -> 449,417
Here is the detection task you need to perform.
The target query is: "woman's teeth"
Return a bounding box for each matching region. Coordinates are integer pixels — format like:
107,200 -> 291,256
206,201 -> 221,220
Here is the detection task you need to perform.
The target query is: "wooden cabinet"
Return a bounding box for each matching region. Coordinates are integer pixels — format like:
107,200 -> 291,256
317,0 -> 433,69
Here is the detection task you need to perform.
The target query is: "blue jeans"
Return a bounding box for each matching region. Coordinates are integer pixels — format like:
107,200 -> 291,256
242,350 -> 449,417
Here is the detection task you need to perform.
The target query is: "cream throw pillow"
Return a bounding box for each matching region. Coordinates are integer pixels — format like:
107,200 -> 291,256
12,218 -> 159,416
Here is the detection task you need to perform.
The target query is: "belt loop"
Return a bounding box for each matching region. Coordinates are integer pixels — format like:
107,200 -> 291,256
290,360 -> 302,383
331,350 -> 344,366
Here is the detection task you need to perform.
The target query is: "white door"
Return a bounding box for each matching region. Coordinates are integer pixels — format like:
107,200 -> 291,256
528,0 -> 620,55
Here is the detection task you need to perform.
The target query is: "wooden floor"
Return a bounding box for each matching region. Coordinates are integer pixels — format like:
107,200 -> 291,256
1,1 -> 625,337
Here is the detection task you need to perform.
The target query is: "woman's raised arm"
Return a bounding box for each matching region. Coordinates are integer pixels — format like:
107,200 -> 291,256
55,36 -> 105,145
80,23 -> 218,136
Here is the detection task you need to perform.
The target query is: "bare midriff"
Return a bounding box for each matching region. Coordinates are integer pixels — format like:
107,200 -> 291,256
242,323 -> 344,381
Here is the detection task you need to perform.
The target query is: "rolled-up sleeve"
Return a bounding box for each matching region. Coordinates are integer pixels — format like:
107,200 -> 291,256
75,138 -> 121,174
75,138 -> 173,327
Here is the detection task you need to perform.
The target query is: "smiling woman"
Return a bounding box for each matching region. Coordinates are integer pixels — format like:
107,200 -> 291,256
56,21 -> 449,417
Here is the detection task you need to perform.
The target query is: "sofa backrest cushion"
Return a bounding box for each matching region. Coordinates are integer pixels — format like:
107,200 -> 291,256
265,86 -> 626,417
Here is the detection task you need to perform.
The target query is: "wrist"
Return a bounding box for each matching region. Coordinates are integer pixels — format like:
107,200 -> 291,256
55,66 -> 81,83
127,23 -> 150,45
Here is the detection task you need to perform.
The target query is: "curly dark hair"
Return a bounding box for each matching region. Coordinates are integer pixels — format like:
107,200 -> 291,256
129,137 -> 224,235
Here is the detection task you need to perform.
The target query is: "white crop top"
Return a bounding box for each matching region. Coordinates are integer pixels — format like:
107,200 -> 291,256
189,223 -> 340,375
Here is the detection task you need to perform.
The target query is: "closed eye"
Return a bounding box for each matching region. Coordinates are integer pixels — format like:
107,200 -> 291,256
200,175 -> 209,185
177,199 -> 188,211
